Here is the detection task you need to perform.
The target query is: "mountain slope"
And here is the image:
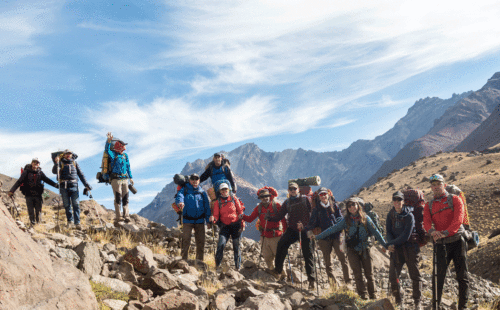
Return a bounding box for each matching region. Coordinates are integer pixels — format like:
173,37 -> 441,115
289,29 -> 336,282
364,72 -> 500,188
455,101 -> 500,152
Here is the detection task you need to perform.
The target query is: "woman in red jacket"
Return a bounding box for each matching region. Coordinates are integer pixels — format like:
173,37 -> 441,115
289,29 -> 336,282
210,183 -> 244,270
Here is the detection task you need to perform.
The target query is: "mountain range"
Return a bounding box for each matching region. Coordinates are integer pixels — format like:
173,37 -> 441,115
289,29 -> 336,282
139,73 -> 500,239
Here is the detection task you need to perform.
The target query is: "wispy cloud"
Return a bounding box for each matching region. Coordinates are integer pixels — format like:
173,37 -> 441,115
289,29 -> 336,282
0,131 -> 102,177
0,0 -> 62,66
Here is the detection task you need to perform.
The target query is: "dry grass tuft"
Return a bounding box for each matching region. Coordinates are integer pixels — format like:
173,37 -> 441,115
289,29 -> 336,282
199,278 -> 223,295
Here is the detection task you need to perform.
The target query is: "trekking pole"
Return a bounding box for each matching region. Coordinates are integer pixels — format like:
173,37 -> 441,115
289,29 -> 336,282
212,224 -> 217,257
432,241 -> 438,310
9,196 -> 20,219
87,190 -> 104,226
312,239 -> 319,296
256,218 -> 268,268
287,253 -> 294,284
299,228 -> 303,290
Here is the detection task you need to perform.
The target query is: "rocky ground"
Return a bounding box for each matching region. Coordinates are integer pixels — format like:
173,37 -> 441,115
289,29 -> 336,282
1,149 -> 500,310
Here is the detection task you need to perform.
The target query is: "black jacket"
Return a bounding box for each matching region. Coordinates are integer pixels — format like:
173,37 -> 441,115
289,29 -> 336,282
52,158 -> 90,188
10,165 -> 58,197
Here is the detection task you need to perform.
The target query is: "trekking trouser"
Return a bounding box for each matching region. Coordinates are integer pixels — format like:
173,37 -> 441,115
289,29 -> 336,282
260,236 -> 281,270
111,178 -> 130,221
215,222 -> 242,269
274,228 -> 315,282
346,247 -> 376,299
318,238 -> 351,284
181,223 -> 206,261
25,196 -> 43,224
435,238 -> 469,310
60,187 -> 80,224
389,244 -> 422,304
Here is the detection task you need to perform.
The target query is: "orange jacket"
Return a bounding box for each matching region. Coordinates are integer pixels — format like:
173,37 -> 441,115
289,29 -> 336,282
213,196 -> 244,226
423,194 -> 464,237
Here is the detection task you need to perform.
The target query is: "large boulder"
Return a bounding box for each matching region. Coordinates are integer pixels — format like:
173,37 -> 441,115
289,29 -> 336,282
143,289 -> 199,310
0,200 -> 98,309
141,268 -> 179,295
123,245 -> 157,274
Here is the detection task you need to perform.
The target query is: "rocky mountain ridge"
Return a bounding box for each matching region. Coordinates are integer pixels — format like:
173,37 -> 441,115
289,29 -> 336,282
364,72 -> 500,188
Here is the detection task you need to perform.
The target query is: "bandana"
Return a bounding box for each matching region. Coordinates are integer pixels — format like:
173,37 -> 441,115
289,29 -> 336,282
114,141 -> 126,154
350,214 -> 361,223
320,201 -> 330,209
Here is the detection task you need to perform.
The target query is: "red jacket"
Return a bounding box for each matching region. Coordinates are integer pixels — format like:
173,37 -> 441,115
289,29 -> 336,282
242,201 -> 287,238
213,196 -> 244,226
423,194 -> 464,237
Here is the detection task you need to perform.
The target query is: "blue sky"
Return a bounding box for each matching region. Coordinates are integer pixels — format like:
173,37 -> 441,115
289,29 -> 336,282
2,1 -> 500,213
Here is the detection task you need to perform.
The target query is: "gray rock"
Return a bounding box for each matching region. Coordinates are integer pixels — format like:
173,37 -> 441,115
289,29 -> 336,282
142,268 -> 179,295
123,245 -> 157,274
288,291 -> 304,306
51,247 -> 80,267
143,289 -> 199,310
213,292 -> 236,310
118,261 -> 138,284
103,299 -> 128,310
103,242 -> 117,253
235,293 -> 285,310
75,241 -> 103,276
91,274 -> 132,294
129,285 -> 149,303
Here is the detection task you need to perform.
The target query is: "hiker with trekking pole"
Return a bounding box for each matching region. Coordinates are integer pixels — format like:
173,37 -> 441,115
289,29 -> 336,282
424,174 -> 470,310
52,150 -> 92,230
385,191 -> 423,310
9,158 -> 59,226
210,181 -> 245,271
306,187 -> 351,290
238,187 -> 287,270
265,181 -> 316,290
175,173 -> 211,262
311,197 -> 388,300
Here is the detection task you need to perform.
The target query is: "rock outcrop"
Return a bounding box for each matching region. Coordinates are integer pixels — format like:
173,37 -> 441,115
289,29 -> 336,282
0,200 -> 98,309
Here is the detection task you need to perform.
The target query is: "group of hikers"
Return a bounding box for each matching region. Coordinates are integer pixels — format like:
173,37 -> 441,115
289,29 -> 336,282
8,132 -> 133,229
175,153 -> 473,310
6,141 -> 473,310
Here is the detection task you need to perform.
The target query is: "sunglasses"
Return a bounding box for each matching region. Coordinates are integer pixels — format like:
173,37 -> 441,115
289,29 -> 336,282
319,193 -> 328,196
220,188 -> 229,191
346,202 -> 356,208
392,198 -> 403,202
190,177 -> 200,180
289,187 -> 298,191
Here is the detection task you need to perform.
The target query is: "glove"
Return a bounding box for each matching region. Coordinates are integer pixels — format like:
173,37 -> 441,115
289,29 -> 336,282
55,184 -> 60,189
8,191 -> 14,197
307,230 -> 314,239
87,186 -> 92,191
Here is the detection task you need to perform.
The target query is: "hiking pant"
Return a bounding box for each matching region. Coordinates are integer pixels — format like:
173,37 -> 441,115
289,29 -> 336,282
111,179 -> 130,221
60,187 -> 80,224
318,238 -> 351,284
434,239 -> 469,310
215,222 -> 242,269
347,247 -> 376,299
260,236 -> 281,269
274,229 -> 315,282
25,195 -> 42,225
181,223 -> 206,261
389,244 -> 422,304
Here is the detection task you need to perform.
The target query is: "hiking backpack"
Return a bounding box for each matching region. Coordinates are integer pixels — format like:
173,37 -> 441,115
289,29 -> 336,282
402,188 -> 427,246
428,185 -> 478,250
96,140 -> 125,184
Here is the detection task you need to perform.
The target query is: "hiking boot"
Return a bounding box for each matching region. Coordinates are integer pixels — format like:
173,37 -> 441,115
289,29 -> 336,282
124,217 -> 131,223
67,222 -> 74,228
414,302 -> 421,310
75,224 -> 82,230
268,269 -> 282,280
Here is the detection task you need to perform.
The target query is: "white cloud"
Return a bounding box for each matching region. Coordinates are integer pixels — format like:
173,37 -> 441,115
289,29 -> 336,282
87,96 -> 344,170
0,1 -> 62,66
0,131 -> 102,177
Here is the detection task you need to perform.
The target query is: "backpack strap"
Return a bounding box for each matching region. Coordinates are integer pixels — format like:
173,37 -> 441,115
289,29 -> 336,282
430,194 -> 455,216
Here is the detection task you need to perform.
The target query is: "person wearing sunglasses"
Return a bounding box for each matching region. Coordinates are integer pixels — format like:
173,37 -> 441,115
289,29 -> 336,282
386,191 -> 422,310
423,174 -> 469,310
176,173 -> 211,262
265,182 -> 316,290
306,187 -> 350,289
312,197 -> 387,300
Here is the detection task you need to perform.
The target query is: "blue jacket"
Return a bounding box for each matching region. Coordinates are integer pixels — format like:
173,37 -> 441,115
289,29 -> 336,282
316,216 -> 387,252
306,201 -> 343,240
105,142 -> 133,179
175,183 -> 211,224
200,162 -> 237,192
385,206 -> 415,248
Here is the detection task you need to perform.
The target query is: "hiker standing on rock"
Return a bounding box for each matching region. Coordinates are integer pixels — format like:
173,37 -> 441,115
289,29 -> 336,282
175,173 -> 211,262
9,158 -> 59,225
386,191 -> 422,310
266,182 -> 316,290
239,187 -> 287,270
53,150 -> 91,229
424,174 -> 469,310
306,187 -> 351,288
200,153 -> 237,193
105,132 -> 133,224
312,197 -> 387,300
210,183 -> 245,270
